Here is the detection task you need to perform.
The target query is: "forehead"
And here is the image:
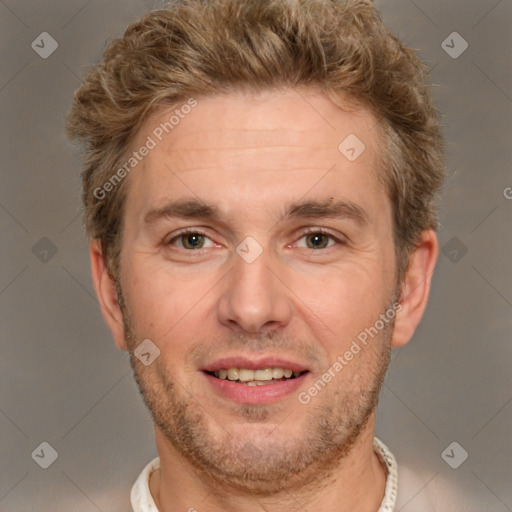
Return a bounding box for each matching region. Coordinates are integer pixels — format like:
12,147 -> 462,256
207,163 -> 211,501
125,88 -> 387,220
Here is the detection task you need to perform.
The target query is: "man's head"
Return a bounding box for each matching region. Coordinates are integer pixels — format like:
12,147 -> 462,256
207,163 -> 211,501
67,0 -> 443,497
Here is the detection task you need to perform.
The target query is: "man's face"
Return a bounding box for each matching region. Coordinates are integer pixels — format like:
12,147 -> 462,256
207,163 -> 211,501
117,88 -> 398,492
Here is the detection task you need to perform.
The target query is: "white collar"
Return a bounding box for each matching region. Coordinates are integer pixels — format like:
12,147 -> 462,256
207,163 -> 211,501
131,437 -> 398,511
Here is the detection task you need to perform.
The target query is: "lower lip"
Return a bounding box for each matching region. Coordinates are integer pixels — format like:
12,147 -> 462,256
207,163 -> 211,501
203,372 -> 308,405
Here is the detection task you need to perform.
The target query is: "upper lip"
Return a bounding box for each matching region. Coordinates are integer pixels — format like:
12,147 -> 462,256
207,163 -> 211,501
201,356 -> 309,374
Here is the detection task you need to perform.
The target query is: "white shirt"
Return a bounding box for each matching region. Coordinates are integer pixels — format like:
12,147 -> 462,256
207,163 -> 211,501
131,437 -> 398,511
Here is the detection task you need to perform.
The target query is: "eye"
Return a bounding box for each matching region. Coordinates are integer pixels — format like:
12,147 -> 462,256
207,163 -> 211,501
295,230 -> 341,250
168,229 -> 216,250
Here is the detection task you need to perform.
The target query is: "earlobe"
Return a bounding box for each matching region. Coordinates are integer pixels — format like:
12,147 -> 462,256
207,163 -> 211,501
391,230 -> 439,348
89,240 -> 128,350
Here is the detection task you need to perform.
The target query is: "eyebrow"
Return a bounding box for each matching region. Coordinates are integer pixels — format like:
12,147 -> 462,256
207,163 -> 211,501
144,199 -> 221,225
143,197 -> 368,227
286,198 -> 368,226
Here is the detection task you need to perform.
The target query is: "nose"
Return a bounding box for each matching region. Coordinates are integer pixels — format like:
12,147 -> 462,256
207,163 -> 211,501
216,244 -> 293,334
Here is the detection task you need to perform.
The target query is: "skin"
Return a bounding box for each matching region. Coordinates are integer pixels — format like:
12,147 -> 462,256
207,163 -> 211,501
90,88 -> 438,511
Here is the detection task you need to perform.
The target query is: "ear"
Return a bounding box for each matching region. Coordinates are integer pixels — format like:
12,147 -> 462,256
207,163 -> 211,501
89,239 -> 128,350
391,229 -> 439,348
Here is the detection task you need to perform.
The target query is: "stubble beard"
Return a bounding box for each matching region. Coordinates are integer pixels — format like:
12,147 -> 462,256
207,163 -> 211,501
119,289 -> 393,496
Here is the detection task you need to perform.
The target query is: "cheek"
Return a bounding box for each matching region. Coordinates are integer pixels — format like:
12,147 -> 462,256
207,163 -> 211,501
290,260 -> 391,345
121,260 -> 187,336
121,257 -> 225,356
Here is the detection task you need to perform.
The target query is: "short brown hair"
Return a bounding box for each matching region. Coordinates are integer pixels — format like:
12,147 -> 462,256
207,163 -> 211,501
66,0 -> 445,284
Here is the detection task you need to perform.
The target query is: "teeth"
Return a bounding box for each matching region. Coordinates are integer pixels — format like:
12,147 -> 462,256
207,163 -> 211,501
238,369 -> 254,382
227,368 -> 239,381
272,368 -> 284,379
213,367 -> 301,382
255,368 -> 273,381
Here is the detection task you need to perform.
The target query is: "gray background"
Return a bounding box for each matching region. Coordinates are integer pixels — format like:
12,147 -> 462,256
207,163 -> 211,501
0,0 -> 510,510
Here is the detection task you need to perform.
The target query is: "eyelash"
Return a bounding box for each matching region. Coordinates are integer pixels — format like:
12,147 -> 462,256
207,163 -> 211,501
166,227 -> 346,250
166,228 -> 211,247
297,228 -> 347,248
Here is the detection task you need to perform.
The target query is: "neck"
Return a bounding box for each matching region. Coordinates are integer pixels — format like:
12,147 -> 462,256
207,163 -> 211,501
149,414 -> 387,512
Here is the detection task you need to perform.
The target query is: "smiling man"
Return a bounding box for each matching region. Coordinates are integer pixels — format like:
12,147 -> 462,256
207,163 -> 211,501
67,1 -> 444,511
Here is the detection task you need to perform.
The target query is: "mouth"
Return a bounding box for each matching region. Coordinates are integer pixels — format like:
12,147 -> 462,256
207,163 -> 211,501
201,357 -> 310,405
206,367 -> 307,386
